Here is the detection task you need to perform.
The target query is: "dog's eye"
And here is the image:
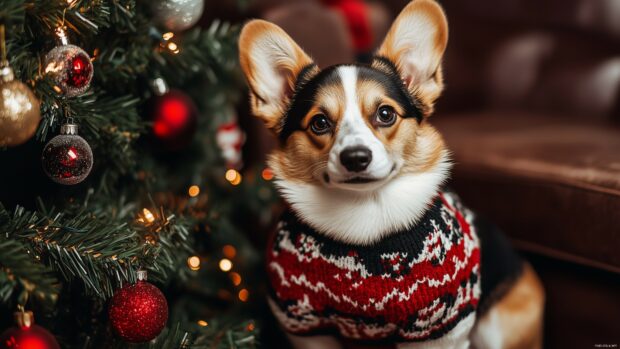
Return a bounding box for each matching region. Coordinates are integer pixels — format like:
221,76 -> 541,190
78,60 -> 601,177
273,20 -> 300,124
310,114 -> 332,135
375,106 -> 397,126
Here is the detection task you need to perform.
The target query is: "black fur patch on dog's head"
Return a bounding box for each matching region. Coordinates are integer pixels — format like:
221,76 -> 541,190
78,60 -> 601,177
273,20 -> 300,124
279,60 -> 423,142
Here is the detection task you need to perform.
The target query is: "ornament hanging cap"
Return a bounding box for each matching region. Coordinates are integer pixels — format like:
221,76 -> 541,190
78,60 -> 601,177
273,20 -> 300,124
150,77 -> 169,96
60,121 -> 79,135
14,310 -> 34,329
0,65 -> 14,82
137,269 -> 148,281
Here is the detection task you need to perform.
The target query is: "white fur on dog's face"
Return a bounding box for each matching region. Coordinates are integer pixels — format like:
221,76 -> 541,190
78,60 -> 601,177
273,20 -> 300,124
325,66 -> 398,191
239,0 -> 450,244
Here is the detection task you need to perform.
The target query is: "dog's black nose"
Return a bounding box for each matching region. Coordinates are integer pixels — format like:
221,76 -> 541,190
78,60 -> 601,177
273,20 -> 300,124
340,146 -> 372,172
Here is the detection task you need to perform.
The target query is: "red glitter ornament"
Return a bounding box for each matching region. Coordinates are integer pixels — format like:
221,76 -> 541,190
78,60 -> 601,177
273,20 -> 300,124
108,271 -> 168,343
0,311 -> 60,349
147,90 -> 198,151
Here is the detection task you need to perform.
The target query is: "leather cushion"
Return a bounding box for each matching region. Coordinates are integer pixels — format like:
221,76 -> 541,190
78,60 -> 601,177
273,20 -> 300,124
433,112 -> 620,273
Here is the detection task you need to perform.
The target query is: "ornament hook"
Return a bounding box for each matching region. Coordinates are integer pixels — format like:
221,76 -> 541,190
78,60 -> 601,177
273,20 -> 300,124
55,26 -> 69,46
0,24 -> 6,67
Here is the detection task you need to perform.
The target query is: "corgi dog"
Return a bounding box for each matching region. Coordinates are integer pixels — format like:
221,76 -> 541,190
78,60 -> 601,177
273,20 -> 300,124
239,1 -> 545,348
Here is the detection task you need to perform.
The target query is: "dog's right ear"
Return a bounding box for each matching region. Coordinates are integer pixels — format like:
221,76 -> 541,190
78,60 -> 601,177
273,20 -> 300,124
239,20 -> 317,131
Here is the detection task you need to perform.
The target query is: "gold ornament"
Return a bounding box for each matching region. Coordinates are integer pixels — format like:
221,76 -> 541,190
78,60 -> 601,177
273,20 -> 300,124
0,65 -> 41,147
0,24 -> 40,147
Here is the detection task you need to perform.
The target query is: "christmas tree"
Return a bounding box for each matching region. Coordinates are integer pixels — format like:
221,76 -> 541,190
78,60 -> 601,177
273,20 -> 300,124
0,0 -> 276,347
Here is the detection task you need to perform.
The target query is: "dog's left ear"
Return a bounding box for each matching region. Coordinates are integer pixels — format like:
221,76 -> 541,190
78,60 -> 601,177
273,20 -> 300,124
239,20 -> 317,131
375,0 -> 448,116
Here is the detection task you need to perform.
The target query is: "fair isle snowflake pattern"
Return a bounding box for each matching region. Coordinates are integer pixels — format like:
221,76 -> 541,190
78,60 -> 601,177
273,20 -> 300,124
266,192 -> 481,342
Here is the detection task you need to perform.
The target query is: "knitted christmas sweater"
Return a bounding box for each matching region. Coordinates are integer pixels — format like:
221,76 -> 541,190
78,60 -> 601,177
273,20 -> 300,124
266,192 -> 481,342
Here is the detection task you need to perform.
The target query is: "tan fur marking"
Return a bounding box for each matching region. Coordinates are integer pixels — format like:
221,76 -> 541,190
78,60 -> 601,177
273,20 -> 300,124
355,79 -> 407,142
267,80 -> 345,184
374,0 -> 448,117
299,81 -> 345,150
376,0 -> 448,72
350,75 -> 449,179
484,263 -> 545,349
302,83 -> 346,128
410,123 -> 446,173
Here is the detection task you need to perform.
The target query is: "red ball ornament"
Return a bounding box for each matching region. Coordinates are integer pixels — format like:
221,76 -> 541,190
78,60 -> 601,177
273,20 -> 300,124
0,311 -> 60,349
147,90 -> 198,151
108,271 -> 168,343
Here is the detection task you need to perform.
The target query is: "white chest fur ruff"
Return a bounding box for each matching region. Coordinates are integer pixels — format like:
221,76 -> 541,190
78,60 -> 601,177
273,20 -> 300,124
274,151 -> 452,245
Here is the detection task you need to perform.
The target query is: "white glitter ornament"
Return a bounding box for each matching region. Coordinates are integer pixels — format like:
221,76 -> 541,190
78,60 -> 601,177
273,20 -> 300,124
44,44 -> 93,97
152,0 -> 205,31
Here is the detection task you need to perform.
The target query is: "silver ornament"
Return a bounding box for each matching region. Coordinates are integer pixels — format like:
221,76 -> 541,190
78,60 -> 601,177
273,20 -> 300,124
44,44 -> 93,97
152,0 -> 205,31
42,123 -> 93,185
0,66 -> 41,147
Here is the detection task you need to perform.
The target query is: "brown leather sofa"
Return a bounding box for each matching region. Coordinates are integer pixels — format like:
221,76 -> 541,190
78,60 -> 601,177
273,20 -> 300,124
430,0 -> 620,347
214,0 -> 620,347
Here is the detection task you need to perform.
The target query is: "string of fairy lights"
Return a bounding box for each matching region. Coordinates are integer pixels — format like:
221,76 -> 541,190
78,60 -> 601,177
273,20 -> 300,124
130,169 -> 274,333
163,168 -> 276,309
159,168 -> 275,330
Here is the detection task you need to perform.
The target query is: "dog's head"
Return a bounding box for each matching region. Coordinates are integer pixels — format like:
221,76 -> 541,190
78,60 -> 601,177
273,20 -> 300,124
239,0 -> 451,244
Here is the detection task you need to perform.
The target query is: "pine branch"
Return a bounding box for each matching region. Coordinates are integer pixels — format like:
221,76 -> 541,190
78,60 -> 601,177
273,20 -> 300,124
0,2 -> 269,347
2,0 -> 242,189
189,320 -> 258,349
0,237 -> 59,306
103,320 -> 257,349
0,195 -> 193,303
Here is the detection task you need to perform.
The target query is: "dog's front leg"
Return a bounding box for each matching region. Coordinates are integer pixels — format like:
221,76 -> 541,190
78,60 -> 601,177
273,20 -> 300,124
397,313 -> 476,349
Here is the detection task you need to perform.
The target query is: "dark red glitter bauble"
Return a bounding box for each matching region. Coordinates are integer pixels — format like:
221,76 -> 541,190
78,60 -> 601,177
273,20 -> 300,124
0,324 -> 60,349
108,280 -> 168,343
41,126 -> 93,185
146,90 -> 198,151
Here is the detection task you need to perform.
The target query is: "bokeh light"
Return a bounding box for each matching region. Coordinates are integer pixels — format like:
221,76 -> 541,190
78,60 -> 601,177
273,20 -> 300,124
188,185 -> 200,197
219,258 -> 232,272
187,256 -> 200,271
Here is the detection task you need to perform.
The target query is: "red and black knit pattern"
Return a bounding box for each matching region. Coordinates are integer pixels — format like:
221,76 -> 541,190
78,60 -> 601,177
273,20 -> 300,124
266,192 -> 481,341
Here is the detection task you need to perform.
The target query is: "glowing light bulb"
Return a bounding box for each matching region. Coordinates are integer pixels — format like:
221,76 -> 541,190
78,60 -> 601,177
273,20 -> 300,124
197,320 -> 208,327
167,42 -> 180,54
187,256 -> 200,271
225,169 -> 242,186
139,208 -> 155,224
261,168 -> 274,181
55,27 -> 69,45
238,288 -> 249,302
188,185 -> 200,197
219,258 -> 232,272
